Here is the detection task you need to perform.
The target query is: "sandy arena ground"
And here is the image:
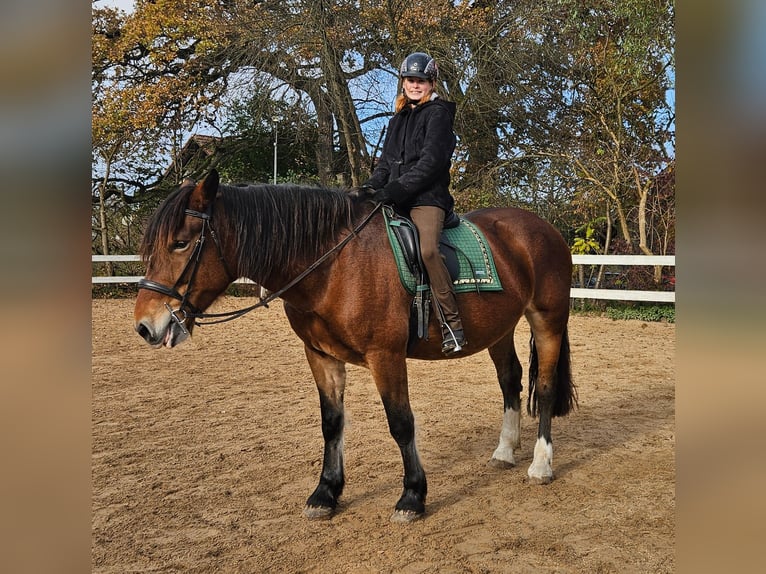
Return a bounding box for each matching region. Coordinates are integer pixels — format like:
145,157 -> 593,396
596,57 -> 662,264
92,297 -> 674,573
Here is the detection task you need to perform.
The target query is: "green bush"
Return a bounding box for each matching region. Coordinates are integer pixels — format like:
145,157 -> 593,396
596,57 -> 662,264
91,282 -> 264,299
92,284 -> 138,298
604,304 -> 675,323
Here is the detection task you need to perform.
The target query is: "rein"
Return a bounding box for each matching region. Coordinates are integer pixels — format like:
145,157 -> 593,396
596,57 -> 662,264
139,200 -> 382,328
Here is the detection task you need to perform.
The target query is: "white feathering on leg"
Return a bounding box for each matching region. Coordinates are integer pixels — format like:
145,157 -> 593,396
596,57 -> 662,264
527,436 -> 553,483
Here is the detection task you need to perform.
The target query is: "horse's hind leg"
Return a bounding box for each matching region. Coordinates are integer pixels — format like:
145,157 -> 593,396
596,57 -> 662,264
525,311 -> 576,484
487,332 -> 523,469
302,345 -> 347,519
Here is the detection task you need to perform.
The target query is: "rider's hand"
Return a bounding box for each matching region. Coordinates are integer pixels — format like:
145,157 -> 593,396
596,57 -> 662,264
347,185 -> 374,199
372,188 -> 393,205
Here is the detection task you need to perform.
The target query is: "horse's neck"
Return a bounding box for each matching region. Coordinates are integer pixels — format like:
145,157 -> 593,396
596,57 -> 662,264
259,212 -> 378,310
231,187 -> 373,303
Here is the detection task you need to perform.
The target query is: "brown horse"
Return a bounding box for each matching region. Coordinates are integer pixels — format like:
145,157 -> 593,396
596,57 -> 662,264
134,170 -> 576,523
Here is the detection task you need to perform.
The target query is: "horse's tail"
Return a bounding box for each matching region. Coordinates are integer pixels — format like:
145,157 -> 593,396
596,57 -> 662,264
527,327 -> 578,417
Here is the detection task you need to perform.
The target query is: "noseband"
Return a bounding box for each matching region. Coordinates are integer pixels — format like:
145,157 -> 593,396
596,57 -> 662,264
137,207 -> 230,334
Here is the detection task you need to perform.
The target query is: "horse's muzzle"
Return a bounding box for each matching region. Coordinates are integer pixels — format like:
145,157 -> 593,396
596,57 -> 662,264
135,316 -> 190,348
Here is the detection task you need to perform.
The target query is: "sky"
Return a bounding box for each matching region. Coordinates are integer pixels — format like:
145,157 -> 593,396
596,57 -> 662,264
96,0 -> 135,12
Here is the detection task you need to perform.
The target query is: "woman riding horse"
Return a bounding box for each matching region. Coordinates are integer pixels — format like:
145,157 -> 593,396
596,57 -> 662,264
357,52 -> 466,355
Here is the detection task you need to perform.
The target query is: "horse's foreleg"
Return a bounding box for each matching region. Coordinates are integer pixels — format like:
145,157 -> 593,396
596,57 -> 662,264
371,358 -> 427,523
487,333 -> 523,469
303,346 -> 347,519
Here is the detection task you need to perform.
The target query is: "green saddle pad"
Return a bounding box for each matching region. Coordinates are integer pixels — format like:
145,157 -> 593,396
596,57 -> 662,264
383,209 -> 504,295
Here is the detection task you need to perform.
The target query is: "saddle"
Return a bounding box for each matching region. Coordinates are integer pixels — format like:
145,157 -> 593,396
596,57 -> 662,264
388,208 -> 461,281
383,206 -> 503,342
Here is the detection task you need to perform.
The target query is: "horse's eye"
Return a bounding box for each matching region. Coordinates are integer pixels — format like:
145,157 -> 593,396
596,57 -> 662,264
172,240 -> 190,251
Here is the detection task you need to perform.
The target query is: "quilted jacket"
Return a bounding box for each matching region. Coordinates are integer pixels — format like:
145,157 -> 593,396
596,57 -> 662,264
363,96 -> 457,213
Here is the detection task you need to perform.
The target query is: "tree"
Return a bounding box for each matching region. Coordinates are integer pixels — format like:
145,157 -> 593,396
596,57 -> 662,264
217,89 -> 322,184
92,7 -> 159,260
540,0 -> 675,258
92,1 -> 238,258
92,0 -> 675,284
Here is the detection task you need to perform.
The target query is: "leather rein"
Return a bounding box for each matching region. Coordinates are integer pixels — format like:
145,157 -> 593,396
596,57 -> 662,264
138,201 -> 382,331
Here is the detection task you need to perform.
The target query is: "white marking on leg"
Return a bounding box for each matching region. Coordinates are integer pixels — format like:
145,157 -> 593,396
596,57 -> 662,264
491,408 -> 520,465
329,423 -> 345,473
527,436 -> 554,483
333,432 -> 344,462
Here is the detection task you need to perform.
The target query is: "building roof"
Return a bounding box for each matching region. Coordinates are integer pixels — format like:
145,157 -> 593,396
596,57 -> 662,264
162,134 -> 223,181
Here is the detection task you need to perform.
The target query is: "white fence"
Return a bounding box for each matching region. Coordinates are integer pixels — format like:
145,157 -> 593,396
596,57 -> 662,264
568,255 -> 675,303
92,254 -> 675,303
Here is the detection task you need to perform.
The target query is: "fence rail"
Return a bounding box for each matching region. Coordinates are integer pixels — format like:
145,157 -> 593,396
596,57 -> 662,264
92,254 -> 675,303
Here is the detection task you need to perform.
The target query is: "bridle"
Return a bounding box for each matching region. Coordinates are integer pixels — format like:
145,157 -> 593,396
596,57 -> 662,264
138,200 -> 383,332
137,206 -> 232,334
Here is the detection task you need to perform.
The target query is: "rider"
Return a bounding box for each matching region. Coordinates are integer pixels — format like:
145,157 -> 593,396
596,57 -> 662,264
361,51 -> 466,355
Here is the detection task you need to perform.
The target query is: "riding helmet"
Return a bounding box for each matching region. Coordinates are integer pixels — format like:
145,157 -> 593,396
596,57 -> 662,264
399,52 -> 438,81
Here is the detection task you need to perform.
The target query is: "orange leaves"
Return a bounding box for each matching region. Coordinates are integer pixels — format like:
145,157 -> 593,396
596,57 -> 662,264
93,0 -> 230,148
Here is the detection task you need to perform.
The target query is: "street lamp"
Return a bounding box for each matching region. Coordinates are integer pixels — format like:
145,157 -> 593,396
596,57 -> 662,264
272,116 -> 278,185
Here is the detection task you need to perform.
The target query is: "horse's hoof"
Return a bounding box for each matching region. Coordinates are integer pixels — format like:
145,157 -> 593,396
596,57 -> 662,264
487,457 -> 515,469
527,474 -> 553,485
390,509 -> 423,524
303,504 -> 334,520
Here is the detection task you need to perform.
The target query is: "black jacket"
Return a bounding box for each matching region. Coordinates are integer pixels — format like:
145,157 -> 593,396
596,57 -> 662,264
364,96 -> 457,213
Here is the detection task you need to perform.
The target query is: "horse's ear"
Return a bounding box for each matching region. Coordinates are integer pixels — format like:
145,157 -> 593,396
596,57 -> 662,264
202,169 -> 219,201
190,169 -> 219,211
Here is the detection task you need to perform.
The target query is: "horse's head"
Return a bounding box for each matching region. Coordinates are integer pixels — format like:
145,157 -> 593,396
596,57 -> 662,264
134,170 -> 233,348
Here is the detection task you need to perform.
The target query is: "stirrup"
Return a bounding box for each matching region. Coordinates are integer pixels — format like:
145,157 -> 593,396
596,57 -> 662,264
441,328 -> 466,355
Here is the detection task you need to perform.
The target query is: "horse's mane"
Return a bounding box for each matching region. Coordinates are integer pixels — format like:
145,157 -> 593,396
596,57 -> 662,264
140,181 -> 362,283
220,183 -> 357,282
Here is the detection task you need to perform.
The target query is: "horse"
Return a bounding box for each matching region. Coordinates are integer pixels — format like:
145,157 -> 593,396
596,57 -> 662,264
134,170 -> 576,523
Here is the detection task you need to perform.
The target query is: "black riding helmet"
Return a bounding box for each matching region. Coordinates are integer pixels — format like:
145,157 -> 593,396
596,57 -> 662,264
399,52 -> 438,82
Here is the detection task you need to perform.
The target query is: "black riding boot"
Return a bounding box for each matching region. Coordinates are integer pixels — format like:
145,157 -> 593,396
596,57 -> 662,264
441,324 -> 466,355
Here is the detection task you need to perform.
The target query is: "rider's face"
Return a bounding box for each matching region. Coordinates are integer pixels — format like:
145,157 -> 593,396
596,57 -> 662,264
402,77 -> 433,101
